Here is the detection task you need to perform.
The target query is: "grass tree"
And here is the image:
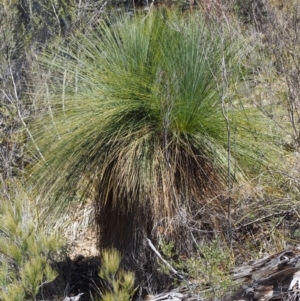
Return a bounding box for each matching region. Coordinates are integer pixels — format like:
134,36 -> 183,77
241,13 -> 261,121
29,8 -> 275,290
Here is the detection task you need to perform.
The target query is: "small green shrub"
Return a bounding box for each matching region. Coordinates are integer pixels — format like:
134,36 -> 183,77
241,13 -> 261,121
98,249 -> 135,301
0,183 -> 64,301
158,240 -> 234,299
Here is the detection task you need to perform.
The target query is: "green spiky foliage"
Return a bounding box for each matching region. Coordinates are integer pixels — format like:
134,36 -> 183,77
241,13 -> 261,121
29,8 -> 277,289
0,183 -> 64,300
99,249 -> 135,301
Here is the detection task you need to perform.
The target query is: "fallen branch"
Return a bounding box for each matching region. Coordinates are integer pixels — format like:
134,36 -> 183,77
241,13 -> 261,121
146,238 -> 186,280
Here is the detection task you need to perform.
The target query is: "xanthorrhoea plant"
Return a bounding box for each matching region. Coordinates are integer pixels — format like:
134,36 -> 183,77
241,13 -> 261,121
29,8 -> 274,287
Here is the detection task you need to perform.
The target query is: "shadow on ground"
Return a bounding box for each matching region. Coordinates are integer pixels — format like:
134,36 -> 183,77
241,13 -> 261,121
39,255 -> 105,301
